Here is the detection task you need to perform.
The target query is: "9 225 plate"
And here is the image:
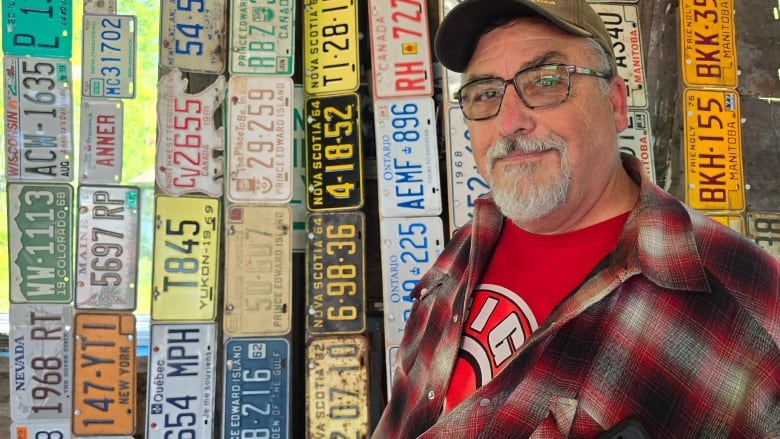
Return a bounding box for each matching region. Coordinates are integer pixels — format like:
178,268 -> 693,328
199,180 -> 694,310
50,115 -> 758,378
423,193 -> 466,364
79,99 -> 124,183
229,0 -> 295,75
307,211 -> 366,335
152,195 -> 221,321
224,205 -> 292,337
81,14 -> 136,98
679,0 -> 737,88
445,104 -> 489,231
306,93 -> 363,211
303,0 -> 359,95
8,183 -> 73,303
2,0 -> 72,58
146,323 -> 217,439
77,185 -> 140,310
10,304 -> 73,421
160,0 -> 227,73
223,338 -> 290,439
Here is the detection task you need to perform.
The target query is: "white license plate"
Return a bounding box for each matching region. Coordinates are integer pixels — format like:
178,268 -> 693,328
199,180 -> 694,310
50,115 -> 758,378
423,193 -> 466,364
3,56 -> 73,182
11,421 -> 72,439
292,85 -> 308,252
385,345 -> 398,398
84,0 -> 118,14
227,75 -> 294,203
160,0 -> 227,73
145,323 -> 217,439
368,0 -> 433,98
79,99 -> 124,183
374,97 -> 442,217
76,185 -> 140,311
380,217 -> 444,345
224,205 -> 292,337
10,304 -> 73,421
619,109 -> 655,182
440,0 -> 463,104
82,14 -> 136,98
445,104 -> 489,231
592,3 -> 647,108
229,0 -> 295,75
156,69 -> 226,197
748,212 -> 780,262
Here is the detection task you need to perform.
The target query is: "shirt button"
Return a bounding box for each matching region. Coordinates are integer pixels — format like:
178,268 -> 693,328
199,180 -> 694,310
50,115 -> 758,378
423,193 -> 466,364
480,398 -> 490,407
427,390 -> 435,399
452,314 -> 459,323
421,288 -> 429,295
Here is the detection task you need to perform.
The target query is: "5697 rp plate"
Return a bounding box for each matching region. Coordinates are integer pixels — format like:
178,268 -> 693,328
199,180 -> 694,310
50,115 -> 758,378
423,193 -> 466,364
303,0 -> 360,95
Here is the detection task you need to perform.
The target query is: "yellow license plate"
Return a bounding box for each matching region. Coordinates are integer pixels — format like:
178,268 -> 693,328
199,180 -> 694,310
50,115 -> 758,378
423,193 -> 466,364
306,335 -> 369,439
708,213 -> 744,234
224,205 -> 292,336
679,0 -> 737,88
683,88 -> 744,211
748,212 -> 780,262
152,195 -> 221,321
73,312 -> 136,436
303,0 -> 359,95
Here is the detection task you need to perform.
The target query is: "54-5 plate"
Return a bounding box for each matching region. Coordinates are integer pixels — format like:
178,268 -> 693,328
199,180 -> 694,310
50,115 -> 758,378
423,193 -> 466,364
160,0 -> 227,73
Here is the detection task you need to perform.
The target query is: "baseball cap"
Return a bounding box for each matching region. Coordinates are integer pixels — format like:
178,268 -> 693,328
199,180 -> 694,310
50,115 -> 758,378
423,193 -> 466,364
435,0 -> 615,73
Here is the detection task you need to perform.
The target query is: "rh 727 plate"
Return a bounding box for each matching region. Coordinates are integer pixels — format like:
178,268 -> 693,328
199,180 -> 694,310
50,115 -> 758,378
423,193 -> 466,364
82,14 -> 137,98
229,0 -> 295,75
79,99 -> 124,183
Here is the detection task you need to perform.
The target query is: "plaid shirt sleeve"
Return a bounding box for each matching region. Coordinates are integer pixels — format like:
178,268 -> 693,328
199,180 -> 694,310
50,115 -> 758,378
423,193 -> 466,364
372,155 -> 780,439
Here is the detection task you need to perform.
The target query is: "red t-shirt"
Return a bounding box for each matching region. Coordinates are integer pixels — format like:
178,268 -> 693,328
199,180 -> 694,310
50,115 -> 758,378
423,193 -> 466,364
443,212 -> 629,413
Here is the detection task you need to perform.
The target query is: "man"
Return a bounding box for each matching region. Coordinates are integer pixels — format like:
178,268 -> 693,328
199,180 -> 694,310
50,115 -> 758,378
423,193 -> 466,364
372,0 -> 780,437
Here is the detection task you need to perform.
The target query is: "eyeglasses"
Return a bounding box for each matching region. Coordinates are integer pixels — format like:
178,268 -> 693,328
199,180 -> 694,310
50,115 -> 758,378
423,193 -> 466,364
455,64 -> 611,121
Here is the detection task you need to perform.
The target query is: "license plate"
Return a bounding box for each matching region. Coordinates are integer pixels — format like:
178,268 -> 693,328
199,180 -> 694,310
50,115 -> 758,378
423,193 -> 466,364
76,185 -> 140,311
440,0 -> 462,104
679,0 -> 737,88
229,0 -> 295,75
292,85 -> 308,252
223,337 -> 290,439
84,0 -> 117,14
374,97 -> 442,217
303,0 -> 359,95
10,304 -> 73,421
385,345 -> 398,397
306,211 -> 366,335
368,0 -> 433,98
11,421 -> 72,439
1,0 -> 72,58
748,212 -> 780,261
619,109 -> 655,182
79,99 -> 124,183
708,214 -> 744,234
72,312 -> 136,436
306,335 -> 369,438
305,93 -> 363,210
226,75 -> 294,203
3,56 -> 74,182
445,104 -> 489,231
81,14 -> 136,98
683,88 -> 744,211
592,3 -> 647,108
156,69 -> 226,198
160,0 -> 227,73
145,323 -> 217,439
224,205 -> 292,336
152,195 -> 221,321
8,183 -> 73,303
380,217 -> 444,345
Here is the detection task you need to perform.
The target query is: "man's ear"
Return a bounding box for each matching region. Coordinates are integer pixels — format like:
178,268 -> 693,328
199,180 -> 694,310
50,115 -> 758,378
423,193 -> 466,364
608,76 -> 629,133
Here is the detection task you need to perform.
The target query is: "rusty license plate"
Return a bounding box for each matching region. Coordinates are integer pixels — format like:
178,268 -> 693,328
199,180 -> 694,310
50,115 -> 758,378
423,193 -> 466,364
79,99 -> 124,184
679,0 -> 738,88
159,0 -> 227,73
748,212 -> 780,262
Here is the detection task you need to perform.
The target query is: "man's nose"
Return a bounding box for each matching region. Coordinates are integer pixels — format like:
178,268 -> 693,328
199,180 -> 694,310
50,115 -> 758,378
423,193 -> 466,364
497,84 -> 535,137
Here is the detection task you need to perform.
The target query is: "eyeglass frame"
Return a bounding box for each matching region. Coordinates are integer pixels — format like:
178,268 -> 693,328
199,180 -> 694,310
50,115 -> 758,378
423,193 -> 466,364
455,64 -> 613,121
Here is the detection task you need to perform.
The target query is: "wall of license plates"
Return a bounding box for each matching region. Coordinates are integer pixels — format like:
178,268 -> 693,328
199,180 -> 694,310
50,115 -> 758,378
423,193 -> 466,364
3,0 -> 779,437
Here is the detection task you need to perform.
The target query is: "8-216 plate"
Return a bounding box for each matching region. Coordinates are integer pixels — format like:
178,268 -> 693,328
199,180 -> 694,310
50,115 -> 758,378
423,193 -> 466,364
303,0 -> 359,95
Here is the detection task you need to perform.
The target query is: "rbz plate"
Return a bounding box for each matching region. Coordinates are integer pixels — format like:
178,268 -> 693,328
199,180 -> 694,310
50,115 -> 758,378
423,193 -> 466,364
229,0 -> 295,75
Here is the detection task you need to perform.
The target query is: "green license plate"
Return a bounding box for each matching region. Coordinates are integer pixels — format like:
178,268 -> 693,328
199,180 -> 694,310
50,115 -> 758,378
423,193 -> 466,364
306,211 -> 365,335
303,0 -> 359,95
229,0 -> 295,75
2,0 -> 73,58
8,183 -> 73,303
305,93 -> 363,210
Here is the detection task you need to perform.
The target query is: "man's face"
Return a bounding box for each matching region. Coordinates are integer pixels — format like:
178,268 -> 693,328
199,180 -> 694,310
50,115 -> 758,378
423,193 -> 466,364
464,18 -> 628,229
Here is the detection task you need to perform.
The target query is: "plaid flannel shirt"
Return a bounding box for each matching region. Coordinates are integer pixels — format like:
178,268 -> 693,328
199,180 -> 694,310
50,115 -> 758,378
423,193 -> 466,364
373,155 -> 780,438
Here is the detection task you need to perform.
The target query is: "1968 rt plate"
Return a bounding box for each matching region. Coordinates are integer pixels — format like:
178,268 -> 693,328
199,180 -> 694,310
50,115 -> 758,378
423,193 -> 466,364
446,105 -> 489,231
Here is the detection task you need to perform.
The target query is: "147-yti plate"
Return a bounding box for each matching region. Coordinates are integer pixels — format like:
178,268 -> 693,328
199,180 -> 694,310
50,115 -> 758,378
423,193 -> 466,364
374,97 -> 441,217
2,0 -> 72,58
368,0 -> 433,98
82,14 -> 136,98
79,99 -> 124,183
224,205 -> 292,336
619,109 -> 655,182
156,69 -> 225,197
679,0 -> 737,88
229,0 -> 295,75
3,56 -> 73,181
303,0 -> 359,95
683,88 -> 744,211
77,185 -> 140,310
748,212 -> 780,262
10,304 -> 73,421
306,93 -> 363,210
146,323 -> 217,439
592,3 -> 647,108
160,0 -> 226,73
227,75 -> 293,203
306,335 -> 369,439
73,312 -> 136,436
152,195 -> 221,321
8,183 -> 73,303
223,338 -> 290,439
307,212 -> 366,335
380,217 -> 444,345
446,105 -> 489,231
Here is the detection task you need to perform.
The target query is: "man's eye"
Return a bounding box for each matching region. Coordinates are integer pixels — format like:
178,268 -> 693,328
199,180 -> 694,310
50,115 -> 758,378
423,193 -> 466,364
475,89 -> 500,101
533,75 -> 562,87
